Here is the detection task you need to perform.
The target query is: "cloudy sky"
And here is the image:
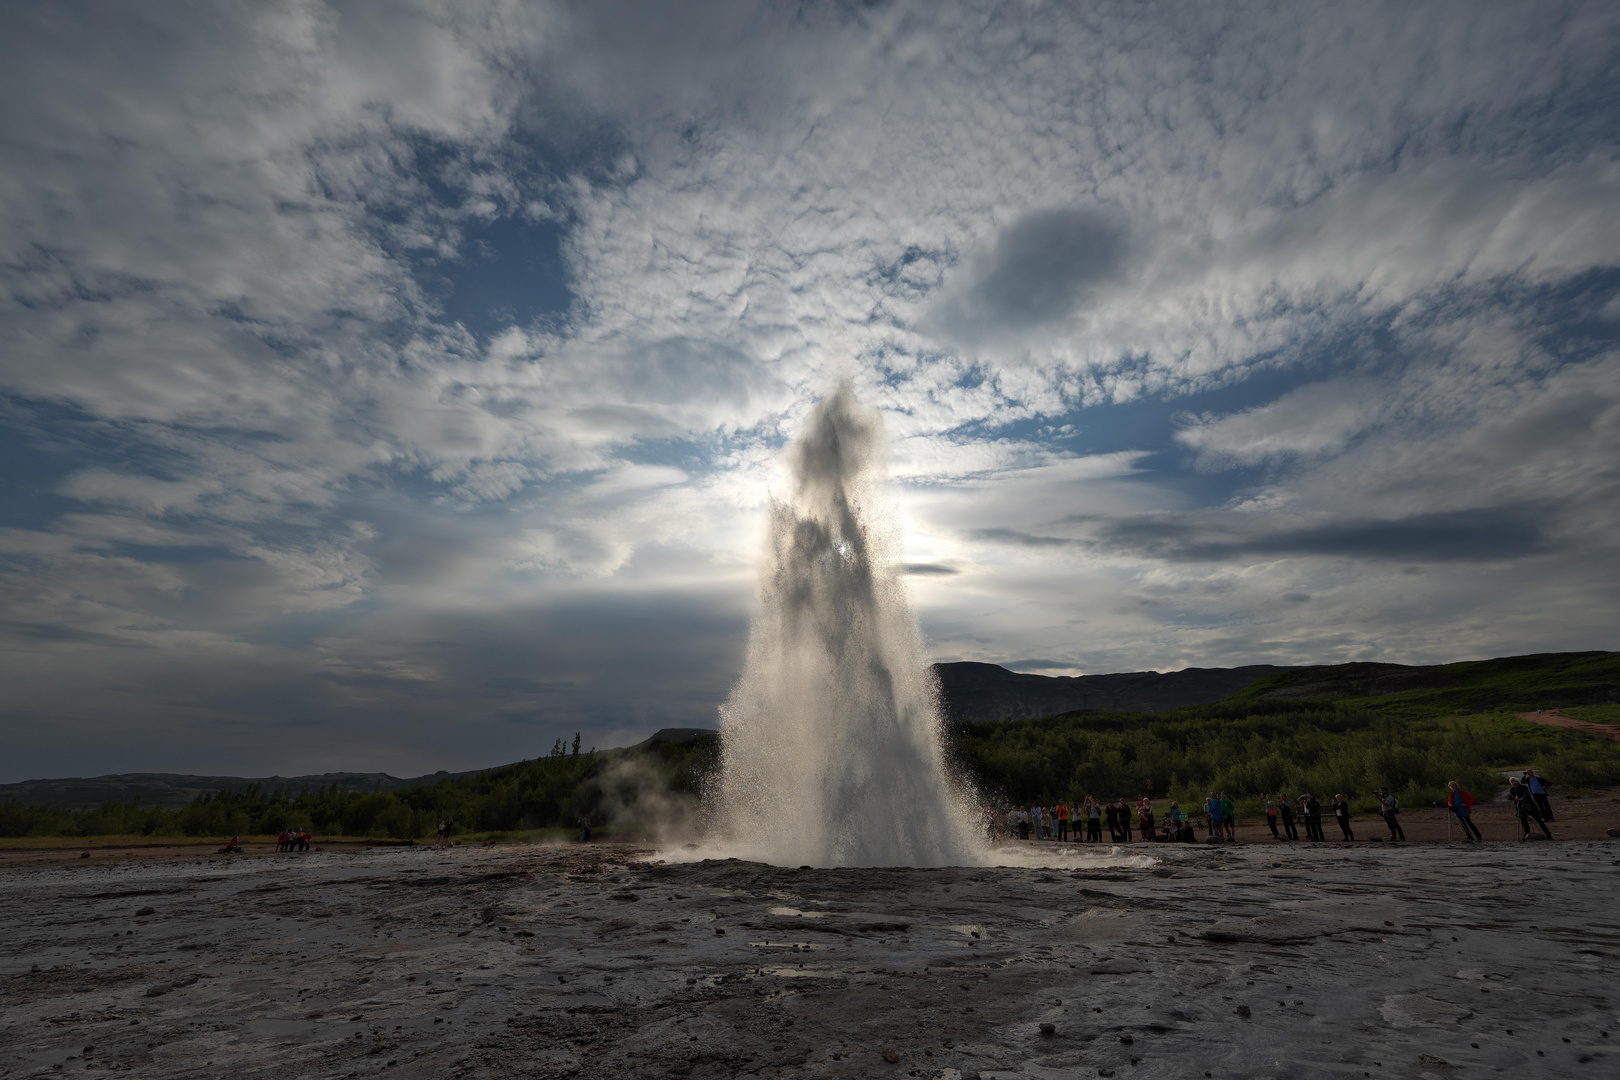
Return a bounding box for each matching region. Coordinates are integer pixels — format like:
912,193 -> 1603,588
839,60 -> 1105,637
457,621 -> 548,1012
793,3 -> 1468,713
3,1 -> 1618,782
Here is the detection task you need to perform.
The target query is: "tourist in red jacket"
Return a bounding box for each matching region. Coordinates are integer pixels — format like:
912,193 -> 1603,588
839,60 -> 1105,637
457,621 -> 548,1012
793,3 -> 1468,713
1446,780 -> 1483,842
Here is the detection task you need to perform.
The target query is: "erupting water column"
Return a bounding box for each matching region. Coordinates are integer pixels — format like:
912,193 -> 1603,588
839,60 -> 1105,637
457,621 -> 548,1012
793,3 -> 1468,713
715,381 -> 984,867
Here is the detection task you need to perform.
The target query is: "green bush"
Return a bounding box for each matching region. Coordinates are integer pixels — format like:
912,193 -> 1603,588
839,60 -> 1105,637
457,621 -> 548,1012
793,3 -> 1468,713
0,732 -> 721,839
951,701 -> 1620,813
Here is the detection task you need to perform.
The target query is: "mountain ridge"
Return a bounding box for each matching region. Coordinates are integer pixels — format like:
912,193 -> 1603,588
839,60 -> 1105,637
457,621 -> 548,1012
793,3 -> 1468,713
8,652 -> 1616,809
931,660 -> 1296,724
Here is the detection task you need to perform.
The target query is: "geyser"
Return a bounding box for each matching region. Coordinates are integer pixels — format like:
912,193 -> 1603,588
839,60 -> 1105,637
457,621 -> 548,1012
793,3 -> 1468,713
714,381 -> 983,867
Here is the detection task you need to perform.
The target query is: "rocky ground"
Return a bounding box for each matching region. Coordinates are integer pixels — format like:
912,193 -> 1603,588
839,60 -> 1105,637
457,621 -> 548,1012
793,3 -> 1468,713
3,839 -> 1617,1080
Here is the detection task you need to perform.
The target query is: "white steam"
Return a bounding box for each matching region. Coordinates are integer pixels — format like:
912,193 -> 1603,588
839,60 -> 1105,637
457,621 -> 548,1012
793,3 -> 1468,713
713,381 -> 985,867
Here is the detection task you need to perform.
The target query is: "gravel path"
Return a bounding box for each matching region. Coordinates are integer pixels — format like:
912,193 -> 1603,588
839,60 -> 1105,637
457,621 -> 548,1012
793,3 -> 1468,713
1515,710 -> 1620,743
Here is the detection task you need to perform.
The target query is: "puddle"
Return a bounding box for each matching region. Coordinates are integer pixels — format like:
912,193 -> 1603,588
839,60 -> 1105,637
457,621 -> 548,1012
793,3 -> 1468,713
768,906 -> 828,918
746,941 -> 832,950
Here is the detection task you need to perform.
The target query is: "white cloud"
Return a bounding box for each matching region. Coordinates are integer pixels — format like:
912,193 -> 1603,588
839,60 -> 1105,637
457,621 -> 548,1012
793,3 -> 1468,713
1175,381 -> 1383,469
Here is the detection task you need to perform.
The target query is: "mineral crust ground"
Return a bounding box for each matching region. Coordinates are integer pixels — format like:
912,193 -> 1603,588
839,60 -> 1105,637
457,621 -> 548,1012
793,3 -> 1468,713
3,840 -> 1616,1079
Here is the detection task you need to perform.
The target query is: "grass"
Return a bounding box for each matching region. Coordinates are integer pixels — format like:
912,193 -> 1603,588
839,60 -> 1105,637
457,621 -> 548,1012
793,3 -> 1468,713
1234,650 -> 1620,717
1564,704 -> 1620,725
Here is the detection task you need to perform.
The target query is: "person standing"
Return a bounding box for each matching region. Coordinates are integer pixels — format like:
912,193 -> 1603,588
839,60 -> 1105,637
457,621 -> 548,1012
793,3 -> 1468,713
1278,794 -> 1299,841
1203,793 -> 1217,839
1138,797 -> 1156,842
1219,792 -> 1236,841
1523,770 -> 1554,821
1264,794 -> 1280,839
1057,801 -> 1070,842
1375,788 -> 1405,841
1446,781 -> 1483,842
1086,796 -> 1102,843
1118,799 -> 1134,842
1332,794 -> 1354,841
1509,777 -> 1552,840
1104,799 -> 1120,843
1299,793 -> 1320,841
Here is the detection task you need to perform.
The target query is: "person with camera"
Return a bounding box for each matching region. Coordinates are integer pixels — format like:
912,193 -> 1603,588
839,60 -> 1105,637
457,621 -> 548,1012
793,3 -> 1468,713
1376,787 -> 1405,841
1522,769 -> 1554,821
1508,776 -> 1552,840
1277,793 -> 1299,841
1331,794 -> 1354,841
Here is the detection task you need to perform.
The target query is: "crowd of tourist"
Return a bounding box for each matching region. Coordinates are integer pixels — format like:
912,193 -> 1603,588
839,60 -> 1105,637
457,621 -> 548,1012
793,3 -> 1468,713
276,828 -> 313,851
1001,769 -> 1557,844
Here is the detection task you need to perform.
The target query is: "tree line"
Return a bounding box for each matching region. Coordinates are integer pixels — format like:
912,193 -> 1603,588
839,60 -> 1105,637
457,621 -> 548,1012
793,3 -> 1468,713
3,700 -> 1617,839
0,734 -> 716,840
949,698 -> 1620,813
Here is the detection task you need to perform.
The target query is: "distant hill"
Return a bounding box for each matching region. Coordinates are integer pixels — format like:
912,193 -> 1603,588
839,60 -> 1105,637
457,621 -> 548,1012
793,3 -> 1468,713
0,768 -> 483,811
932,661 -> 1295,725
625,727 -> 719,751
1234,650 -> 1620,716
9,651 -> 1616,814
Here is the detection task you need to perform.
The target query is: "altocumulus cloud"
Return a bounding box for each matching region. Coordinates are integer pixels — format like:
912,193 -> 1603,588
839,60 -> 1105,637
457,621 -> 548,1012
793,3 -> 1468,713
0,0 -> 1617,779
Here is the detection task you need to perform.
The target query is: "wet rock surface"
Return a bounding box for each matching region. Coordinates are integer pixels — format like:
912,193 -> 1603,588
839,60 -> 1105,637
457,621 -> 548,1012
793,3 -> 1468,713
3,842 -> 1617,1078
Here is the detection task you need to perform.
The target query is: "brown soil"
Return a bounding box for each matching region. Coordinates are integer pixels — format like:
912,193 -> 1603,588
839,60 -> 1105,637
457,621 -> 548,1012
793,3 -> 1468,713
1515,708 -> 1620,742
8,788 -> 1618,873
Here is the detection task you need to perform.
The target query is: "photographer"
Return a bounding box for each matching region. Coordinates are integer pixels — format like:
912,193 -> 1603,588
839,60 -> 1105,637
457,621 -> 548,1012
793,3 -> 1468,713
1508,776 -> 1552,841
1331,794 -> 1354,841
1522,769 -> 1554,821
1376,787 -> 1406,841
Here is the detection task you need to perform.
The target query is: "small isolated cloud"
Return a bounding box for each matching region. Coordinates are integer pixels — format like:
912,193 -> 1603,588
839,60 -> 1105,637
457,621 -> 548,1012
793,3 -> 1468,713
1175,381 -> 1381,470
583,464 -> 690,499
1005,658 -> 1080,671
901,562 -> 961,577
968,528 -> 1081,549
932,209 -> 1128,344
1092,505 -> 1553,563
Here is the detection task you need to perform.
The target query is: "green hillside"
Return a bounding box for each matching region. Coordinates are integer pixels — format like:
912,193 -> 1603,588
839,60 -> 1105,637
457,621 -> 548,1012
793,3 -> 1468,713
953,650 -> 1620,812
0,730 -> 719,841
951,698 -> 1620,815
5,651 -> 1617,839
1233,650 -> 1620,716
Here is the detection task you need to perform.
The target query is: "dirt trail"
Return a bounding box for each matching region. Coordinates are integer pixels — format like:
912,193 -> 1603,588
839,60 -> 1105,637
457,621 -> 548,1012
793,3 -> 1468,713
1515,709 -> 1620,742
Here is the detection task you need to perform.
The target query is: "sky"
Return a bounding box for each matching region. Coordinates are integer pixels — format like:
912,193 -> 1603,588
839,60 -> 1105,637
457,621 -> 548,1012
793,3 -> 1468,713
2,1 -> 1618,783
